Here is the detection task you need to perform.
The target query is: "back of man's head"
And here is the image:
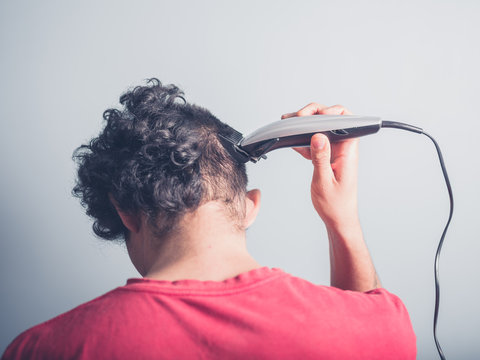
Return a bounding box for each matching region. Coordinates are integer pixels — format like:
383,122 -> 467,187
73,79 -> 248,241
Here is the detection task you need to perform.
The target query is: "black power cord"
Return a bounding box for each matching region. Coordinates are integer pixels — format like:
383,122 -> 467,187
382,121 -> 453,360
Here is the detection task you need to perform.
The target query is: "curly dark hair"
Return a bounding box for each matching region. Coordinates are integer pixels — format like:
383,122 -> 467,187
72,79 -> 248,241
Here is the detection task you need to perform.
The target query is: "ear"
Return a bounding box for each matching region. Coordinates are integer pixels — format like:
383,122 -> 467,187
108,193 -> 141,234
244,189 -> 261,229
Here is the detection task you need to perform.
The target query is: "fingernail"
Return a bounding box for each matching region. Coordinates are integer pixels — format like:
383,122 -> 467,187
312,135 -> 326,150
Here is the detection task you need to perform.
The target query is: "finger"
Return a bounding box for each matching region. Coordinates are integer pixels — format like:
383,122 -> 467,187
281,112 -> 297,119
318,104 -> 353,116
282,102 -> 327,119
297,103 -> 328,117
310,133 -> 334,185
293,146 -> 312,160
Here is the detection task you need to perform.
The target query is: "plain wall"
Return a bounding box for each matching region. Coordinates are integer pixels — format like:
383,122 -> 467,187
1,0 -> 479,358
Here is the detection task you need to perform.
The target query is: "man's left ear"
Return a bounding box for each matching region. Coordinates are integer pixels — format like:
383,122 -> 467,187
108,193 -> 141,234
244,189 -> 261,229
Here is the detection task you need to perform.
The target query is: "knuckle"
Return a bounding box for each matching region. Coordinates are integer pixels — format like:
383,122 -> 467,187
311,154 -> 326,166
332,104 -> 352,115
298,103 -> 323,116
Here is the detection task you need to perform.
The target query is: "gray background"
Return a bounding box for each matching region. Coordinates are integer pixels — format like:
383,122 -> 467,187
1,0 -> 479,358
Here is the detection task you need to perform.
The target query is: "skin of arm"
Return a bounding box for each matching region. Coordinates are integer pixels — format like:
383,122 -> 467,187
282,103 -> 381,292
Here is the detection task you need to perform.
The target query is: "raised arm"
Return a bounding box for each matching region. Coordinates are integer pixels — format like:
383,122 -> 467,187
282,103 -> 380,292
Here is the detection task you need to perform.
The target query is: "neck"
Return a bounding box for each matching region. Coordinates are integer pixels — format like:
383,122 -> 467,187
130,201 -> 261,282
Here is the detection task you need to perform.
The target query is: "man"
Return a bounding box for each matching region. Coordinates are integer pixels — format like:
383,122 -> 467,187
2,79 -> 416,359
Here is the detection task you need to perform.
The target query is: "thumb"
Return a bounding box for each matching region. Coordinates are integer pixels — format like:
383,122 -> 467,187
310,133 -> 334,183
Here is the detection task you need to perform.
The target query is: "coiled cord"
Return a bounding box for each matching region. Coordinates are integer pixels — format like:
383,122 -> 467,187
382,121 -> 453,360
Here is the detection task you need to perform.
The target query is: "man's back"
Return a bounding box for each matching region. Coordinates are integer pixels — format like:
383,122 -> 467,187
3,267 -> 415,360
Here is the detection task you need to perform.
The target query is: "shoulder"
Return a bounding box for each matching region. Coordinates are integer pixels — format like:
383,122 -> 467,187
288,272 -> 411,315
274,272 -> 416,357
277,270 -> 404,301
1,287 -> 128,360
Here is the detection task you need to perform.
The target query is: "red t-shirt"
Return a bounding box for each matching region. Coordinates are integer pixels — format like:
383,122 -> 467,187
2,267 -> 416,359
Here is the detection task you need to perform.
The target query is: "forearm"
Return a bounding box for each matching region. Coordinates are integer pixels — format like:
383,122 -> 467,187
326,220 -> 381,292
